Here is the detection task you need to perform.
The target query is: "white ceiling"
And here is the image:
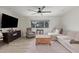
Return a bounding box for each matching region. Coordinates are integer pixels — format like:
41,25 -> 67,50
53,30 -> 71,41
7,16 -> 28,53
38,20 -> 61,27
0,6 -> 75,16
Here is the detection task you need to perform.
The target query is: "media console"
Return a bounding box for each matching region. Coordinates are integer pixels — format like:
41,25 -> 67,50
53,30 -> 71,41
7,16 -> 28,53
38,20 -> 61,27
3,30 -> 21,43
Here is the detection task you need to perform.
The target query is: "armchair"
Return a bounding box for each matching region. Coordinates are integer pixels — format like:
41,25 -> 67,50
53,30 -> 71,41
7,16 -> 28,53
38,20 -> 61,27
26,28 -> 35,38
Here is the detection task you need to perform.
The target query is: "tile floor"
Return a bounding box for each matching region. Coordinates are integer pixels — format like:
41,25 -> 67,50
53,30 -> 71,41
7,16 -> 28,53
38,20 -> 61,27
0,37 -> 70,53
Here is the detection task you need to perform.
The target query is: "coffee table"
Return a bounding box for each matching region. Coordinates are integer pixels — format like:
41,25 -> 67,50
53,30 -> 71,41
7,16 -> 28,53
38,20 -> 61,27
36,35 -> 51,45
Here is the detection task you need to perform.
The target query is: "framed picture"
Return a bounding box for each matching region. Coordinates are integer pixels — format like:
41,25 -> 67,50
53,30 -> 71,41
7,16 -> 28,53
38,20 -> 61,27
31,20 -> 49,28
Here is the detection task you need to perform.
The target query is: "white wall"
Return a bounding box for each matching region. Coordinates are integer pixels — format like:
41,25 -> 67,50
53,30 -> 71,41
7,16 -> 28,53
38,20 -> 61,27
62,7 -> 79,31
29,16 -> 61,34
18,16 -> 30,37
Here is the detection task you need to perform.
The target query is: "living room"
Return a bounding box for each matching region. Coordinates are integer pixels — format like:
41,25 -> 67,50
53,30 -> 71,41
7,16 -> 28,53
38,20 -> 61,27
0,6 -> 79,53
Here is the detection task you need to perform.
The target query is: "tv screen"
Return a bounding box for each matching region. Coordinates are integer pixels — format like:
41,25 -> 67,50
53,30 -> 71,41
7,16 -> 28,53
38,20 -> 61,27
1,14 -> 18,28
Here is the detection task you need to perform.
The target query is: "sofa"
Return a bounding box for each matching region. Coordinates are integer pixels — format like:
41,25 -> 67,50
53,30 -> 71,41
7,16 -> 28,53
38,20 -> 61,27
57,30 -> 79,53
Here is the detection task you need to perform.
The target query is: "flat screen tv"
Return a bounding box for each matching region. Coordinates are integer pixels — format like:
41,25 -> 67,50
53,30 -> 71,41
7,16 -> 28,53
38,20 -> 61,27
1,14 -> 18,28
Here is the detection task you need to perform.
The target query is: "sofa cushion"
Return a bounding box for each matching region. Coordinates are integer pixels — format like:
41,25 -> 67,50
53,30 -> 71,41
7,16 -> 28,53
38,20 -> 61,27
66,31 -> 76,39
64,31 -> 79,41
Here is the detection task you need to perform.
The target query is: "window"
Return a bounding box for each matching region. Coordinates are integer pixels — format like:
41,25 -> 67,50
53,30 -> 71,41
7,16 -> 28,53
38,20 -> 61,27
31,20 -> 49,28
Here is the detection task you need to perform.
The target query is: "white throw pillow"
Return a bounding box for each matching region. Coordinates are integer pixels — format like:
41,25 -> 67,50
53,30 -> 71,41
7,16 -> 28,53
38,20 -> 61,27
55,29 -> 59,34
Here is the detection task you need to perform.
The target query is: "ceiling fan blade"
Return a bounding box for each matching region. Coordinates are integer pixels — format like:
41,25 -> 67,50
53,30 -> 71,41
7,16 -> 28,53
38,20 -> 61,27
27,9 -> 37,12
41,6 -> 45,10
41,11 -> 51,13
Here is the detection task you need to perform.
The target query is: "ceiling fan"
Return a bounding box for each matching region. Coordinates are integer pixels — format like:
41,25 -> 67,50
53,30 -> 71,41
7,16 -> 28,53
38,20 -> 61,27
27,6 -> 51,15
